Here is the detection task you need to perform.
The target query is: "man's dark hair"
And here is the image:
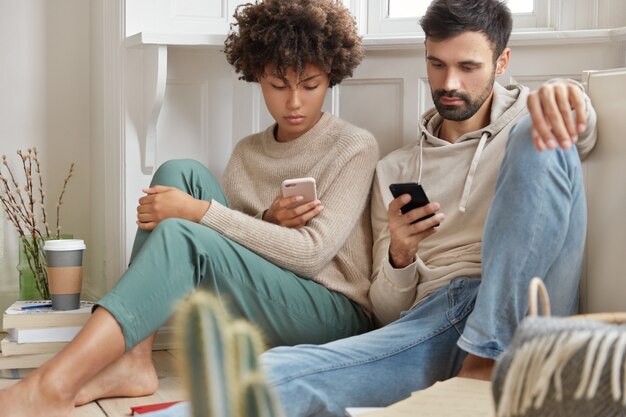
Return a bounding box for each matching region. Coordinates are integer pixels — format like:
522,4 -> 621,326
224,0 -> 364,87
420,0 -> 513,59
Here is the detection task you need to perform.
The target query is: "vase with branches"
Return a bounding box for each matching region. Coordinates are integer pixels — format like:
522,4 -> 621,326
0,148 -> 75,300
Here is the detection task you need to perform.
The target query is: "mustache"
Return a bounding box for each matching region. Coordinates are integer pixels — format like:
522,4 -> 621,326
433,90 -> 471,102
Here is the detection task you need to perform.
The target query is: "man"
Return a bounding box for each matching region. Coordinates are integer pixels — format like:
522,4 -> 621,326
261,0 -> 597,416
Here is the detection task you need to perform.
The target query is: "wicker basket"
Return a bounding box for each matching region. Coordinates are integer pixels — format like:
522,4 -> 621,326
493,277 -> 626,417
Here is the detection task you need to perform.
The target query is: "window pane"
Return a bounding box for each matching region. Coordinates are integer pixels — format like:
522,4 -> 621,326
506,0 -> 534,13
388,0 -> 431,18
388,0 -> 534,18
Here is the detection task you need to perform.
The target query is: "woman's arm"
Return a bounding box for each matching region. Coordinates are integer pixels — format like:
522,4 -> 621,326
136,186 -> 210,230
201,135 -> 379,278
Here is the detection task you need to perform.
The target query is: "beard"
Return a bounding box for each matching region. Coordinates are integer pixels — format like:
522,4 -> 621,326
430,72 -> 495,121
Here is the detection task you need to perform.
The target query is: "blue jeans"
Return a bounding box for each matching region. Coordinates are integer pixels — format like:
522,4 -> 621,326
261,114 -> 587,417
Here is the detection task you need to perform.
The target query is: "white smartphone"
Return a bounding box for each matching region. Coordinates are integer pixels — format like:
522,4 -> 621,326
281,177 -> 317,208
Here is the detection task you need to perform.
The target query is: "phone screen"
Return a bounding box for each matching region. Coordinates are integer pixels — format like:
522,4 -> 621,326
389,182 -> 435,224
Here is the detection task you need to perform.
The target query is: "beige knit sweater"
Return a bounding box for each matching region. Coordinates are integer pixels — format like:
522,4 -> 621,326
200,112 -> 379,312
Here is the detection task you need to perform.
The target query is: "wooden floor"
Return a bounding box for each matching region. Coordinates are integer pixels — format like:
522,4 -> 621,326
0,350 -> 186,417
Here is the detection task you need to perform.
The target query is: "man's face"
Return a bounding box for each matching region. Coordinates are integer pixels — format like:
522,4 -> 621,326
426,31 -> 508,121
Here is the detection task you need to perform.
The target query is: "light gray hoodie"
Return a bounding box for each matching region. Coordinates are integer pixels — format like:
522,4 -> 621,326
369,82 -> 597,325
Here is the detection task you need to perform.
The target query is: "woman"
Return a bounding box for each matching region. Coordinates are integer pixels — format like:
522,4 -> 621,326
0,0 -> 378,415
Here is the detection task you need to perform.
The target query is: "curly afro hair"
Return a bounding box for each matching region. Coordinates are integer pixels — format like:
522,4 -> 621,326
224,0 -> 364,87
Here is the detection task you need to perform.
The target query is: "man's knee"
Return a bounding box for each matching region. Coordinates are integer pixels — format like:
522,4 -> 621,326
260,346 -> 304,386
504,114 -> 581,178
505,115 -> 543,165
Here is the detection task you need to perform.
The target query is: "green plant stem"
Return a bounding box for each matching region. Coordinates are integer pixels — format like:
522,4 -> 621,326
20,237 -> 50,300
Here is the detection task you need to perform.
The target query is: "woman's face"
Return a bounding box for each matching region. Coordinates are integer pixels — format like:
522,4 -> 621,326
259,64 -> 330,142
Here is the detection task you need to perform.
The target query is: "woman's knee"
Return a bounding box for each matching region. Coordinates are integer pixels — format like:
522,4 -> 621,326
150,218 -> 196,245
152,218 -> 226,258
155,216 -> 188,228
151,159 -> 209,186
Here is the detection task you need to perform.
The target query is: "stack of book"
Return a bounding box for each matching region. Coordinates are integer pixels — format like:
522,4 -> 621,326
0,300 -> 94,375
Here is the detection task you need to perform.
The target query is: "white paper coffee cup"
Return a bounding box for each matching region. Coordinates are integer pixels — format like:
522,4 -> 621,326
44,239 -> 86,310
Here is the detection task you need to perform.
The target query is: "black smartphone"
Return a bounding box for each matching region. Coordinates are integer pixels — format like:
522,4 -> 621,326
389,182 -> 435,224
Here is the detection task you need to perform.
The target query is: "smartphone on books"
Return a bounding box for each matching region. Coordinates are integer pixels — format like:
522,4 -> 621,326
389,182 -> 436,225
281,177 -> 317,209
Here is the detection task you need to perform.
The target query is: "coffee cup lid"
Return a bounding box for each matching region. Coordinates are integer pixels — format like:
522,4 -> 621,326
44,239 -> 86,251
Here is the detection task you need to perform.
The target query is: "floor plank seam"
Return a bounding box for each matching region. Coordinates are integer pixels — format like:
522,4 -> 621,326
95,400 -> 109,417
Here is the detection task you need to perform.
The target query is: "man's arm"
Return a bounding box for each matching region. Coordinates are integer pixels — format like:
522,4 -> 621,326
368,174 -> 444,326
527,79 -> 597,158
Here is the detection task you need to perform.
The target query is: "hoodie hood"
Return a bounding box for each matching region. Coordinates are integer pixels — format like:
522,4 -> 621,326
419,82 -> 529,144
416,82 -> 529,212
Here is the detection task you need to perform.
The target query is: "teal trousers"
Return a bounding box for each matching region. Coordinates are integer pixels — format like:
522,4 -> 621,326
98,159 -> 370,350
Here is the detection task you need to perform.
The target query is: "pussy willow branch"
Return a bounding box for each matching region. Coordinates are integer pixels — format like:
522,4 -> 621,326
56,162 -> 75,238
0,151 -> 75,238
18,151 -> 35,233
20,236 -> 50,299
33,148 -> 51,237
22,149 -> 38,239
0,181 -> 34,239
1,155 -> 30,225
0,184 -> 49,298
0,193 -> 26,238
0,149 -> 75,299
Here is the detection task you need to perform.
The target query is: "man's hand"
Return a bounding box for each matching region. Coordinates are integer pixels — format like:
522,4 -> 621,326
263,194 -> 324,228
137,185 -> 210,230
527,81 -> 588,151
387,194 -> 444,269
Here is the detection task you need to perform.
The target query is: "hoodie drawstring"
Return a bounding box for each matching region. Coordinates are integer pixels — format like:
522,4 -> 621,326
418,130 -> 490,213
459,131 -> 490,213
417,133 -> 425,184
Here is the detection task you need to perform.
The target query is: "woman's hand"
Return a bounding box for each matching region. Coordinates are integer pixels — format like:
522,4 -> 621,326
263,194 -> 324,228
137,185 -> 210,230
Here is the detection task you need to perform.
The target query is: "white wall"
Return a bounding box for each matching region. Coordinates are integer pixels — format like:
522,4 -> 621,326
0,0 -> 625,304
114,0 -> 626,292
125,0 -> 242,36
0,1 -> 90,309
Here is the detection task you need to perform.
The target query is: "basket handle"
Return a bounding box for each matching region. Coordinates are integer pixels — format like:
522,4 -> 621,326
528,277 -> 551,317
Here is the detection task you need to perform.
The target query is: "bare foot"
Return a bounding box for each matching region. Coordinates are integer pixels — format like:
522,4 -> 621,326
457,353 -> 495,381
0,371 -> 75,417
74,346 -> 158,405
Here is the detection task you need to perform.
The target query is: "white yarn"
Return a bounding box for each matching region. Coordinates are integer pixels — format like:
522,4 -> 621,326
520,334 -> 556,413
587,331 -> 620,399
622,353 -> 626,405
498,339 -> 537,417
610,334 -> 626,400
533,332 -> 588,406
574,332 -> 604,398
497,328 -> 626,417
532,333 -> 572,406
552,332 -> 594,402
